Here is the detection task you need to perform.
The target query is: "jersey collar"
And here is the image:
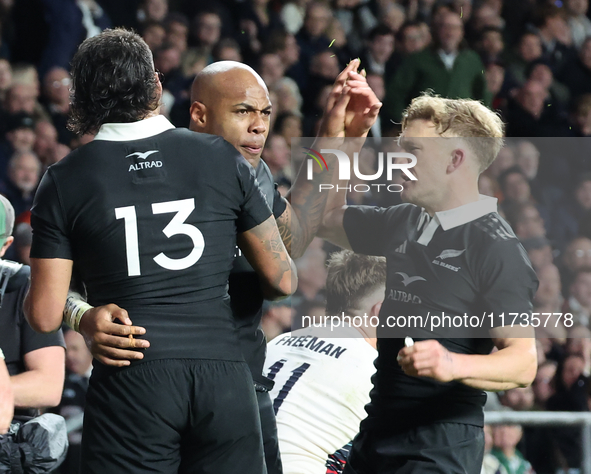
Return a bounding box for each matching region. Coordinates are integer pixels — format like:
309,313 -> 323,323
94,115 -> 175,141
416,195 -> 498,246
434,195 -> 498,231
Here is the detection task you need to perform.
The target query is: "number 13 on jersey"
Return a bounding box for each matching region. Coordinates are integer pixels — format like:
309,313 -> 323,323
115,198 -> 205,276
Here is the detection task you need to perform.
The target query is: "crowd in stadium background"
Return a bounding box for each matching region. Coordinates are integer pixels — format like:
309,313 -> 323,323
0,0 -> 590,472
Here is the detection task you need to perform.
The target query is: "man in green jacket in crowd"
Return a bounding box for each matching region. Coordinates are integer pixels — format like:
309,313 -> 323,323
384,11 -> 491,126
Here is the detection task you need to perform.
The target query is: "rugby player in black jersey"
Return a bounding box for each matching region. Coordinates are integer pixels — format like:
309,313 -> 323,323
315,95 -> 539,474
52,58 -> 381,474
24,29 -> 298,474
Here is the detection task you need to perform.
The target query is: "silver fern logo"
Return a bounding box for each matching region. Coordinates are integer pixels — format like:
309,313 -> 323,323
436,249 -> 466,260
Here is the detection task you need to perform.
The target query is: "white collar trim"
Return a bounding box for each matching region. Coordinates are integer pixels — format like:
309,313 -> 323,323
435,195 -> 498,231
94,115 -> 175,141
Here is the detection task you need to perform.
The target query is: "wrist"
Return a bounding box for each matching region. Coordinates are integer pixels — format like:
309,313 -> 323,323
63,293 -> 93,332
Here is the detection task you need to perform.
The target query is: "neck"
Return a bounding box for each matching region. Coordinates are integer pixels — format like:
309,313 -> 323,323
423,183 -> 480,216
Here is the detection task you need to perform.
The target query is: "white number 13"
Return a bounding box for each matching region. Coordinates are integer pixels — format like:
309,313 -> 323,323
115,198 -> 205,276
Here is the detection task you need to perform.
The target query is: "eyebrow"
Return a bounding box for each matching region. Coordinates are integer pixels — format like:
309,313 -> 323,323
232,103 -> 272,112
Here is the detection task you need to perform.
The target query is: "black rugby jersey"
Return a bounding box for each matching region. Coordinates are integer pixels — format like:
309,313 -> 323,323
230,159 -> 286,389
343,196 -> 538,430
30,116 -> 272,363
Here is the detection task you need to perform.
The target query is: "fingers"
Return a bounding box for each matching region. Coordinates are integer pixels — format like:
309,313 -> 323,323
96,333 -> 150,350
99,322 -> 146,337
327,59 -> 360,111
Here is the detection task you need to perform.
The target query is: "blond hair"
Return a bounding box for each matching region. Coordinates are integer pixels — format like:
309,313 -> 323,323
401,92 -> 505,173
325,250 -> 386,315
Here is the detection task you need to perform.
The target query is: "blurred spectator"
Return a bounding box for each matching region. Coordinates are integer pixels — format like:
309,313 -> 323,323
532,360 -> 557,409
270,77 -> 302,116
41,67 -> 73,145
507,32 -> 543,85
397,21 -> 429,57
515,140 -> 540,181
504,80 -> 570,137
153,43 -> 185,98
523,236 -> 554,272
558,36 -> 591,100
551,173 -> 591,249
561,236 -> 591,289
281,0 -> 310,35
482,424 -> 508,474
0,59 -> 12,103
500,386 -> 535,411
525,59 -> 570,111
359,24 -> 397,78
381,1 -> 405,35
0,113 -> 36,178
563,268 -> 591,327
4,84 -> 37,116
274,111 -> 302,149
531,4 -> 576,75
141,20 -> 166,52
266,30 -> 301,81
137,0 -> 168,24
333,0 -> 378,54
164,12 -> 189,55
190,10 -> 222,61
261,133 -> 291,181
261,299 -> 294,342
366,73 -> 385,140
564,0 -> 591,49
212,38 -> 242,62
491,424 -> 534,474
534,263 -> 563,311
476,26 -> 505,64
569,93 -> 591,137
238,0 -> 283,49
38,0 -> 111,77
487,146 -> 516,180
547,352 -> 590,470
33,120 -> 58,166
296,2 -> 332,78
259,52 -> 286,89
506,202 -> 546,240
0,150 -> 41,216
52,329 -> 92,474
384,11 -> 489,123
13,220 -> 32,266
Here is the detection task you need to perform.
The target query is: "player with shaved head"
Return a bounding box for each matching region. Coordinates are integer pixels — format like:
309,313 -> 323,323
66,58 -> 382,473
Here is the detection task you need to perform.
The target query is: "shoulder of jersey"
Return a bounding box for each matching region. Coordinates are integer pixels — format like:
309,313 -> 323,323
385,202 -> 422,221
471,212 -> 517,244
182,130 -> 243,161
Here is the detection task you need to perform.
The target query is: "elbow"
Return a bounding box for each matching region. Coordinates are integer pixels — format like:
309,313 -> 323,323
516,354 -> 538,388
263,264 -> 298,301
24,295 -> 62,334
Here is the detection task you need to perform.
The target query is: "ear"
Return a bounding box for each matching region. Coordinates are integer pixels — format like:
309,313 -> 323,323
189,101 -> 207,131
0,236 -> 14,257
447,148 -> 466,174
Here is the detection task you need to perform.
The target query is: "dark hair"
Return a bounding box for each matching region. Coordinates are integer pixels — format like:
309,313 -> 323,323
68,28 -> 160,135
525,58 -> 554,79
479,26 -> 503,42
368,24 -> 394,42
164,12 -> 189,30
498,165 -> 528,191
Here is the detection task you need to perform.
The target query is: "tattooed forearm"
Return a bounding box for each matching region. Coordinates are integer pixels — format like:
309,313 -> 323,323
238,216 -> 297,299
288,165 -> 336,259
276,207 -> 293,255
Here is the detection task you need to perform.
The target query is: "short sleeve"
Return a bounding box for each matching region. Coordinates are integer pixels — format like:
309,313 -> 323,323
479,239 -> 539,316
272,185 -> 287,219
235,157 -> 273,233
21,316 -> 65,355
343,205 -> 389,256
30,170 -> 73,260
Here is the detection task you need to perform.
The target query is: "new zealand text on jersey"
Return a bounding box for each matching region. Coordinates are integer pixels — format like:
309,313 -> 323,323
275,335 -> 348,359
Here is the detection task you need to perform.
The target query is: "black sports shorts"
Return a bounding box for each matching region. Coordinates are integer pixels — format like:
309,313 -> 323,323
256,389 -> 283,474
81,359 -> 266,474
343,422 -> 484,474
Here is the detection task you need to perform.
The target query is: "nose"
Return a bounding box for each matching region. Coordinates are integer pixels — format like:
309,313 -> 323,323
249,112 -> 267,135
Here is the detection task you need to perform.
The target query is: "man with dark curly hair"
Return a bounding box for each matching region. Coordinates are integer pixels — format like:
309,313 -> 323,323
24,28 -> 298,474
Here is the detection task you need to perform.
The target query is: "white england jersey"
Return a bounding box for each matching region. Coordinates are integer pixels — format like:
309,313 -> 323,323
264,327 -> 377,474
